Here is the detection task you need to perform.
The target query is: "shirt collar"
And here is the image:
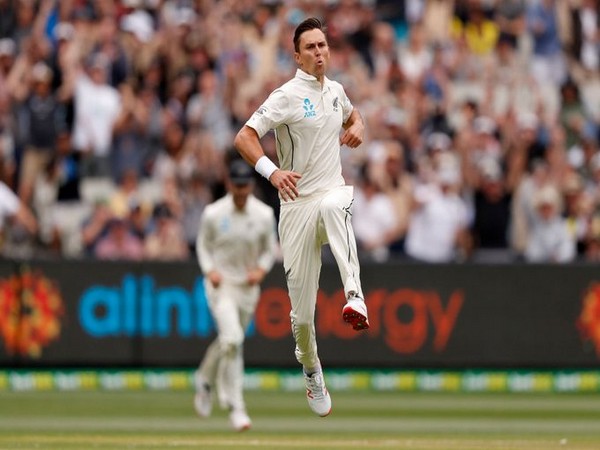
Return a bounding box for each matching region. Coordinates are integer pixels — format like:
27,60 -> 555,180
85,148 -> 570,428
295,68 -> 329,85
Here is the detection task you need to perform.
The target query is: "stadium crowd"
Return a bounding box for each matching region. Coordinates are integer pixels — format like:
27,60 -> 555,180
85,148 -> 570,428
1,0 -> 600,264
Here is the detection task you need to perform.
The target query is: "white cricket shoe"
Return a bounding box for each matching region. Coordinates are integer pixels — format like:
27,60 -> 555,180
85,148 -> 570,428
193,376 -> 212,418
342,294 -> 370,331
229,409 -> 252,432
304,370 -> 332,417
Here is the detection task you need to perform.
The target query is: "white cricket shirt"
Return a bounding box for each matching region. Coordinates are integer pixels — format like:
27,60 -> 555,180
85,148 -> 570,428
196,193 -> 277,285
246,69 -> 354,198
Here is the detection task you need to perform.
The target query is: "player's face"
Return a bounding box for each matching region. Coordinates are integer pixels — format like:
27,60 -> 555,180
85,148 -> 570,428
295,28 -> 329,81
230,182 -> 253,210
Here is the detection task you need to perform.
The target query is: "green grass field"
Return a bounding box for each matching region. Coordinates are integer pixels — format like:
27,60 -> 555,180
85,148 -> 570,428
1,389 -> 600,450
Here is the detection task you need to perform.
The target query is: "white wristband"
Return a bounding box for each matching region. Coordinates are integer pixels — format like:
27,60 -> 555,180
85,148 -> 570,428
255,155 -> 278,180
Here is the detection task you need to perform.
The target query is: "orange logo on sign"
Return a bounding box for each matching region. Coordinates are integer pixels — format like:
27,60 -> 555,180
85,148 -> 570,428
577,283 -> 600,356
0,269 -> 64,358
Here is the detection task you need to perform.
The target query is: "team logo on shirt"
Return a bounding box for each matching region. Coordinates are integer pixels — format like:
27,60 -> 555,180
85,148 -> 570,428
219,217 -> 230,232
332,97 -> 339,112
303,98 -> 316,118
256,106 -> 267,116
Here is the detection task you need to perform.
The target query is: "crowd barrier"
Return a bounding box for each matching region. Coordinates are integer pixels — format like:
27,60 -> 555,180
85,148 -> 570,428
1,258 -> 599,369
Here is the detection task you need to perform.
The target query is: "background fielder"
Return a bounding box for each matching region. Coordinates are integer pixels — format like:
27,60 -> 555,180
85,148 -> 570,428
194,159 -> 278,432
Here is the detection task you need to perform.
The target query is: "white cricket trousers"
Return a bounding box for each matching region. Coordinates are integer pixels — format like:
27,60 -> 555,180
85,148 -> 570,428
198,281 -> 259,411
278,185 -> 363,370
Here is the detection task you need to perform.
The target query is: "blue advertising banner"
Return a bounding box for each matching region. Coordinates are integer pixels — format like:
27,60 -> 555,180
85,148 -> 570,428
0,259 -> 599,369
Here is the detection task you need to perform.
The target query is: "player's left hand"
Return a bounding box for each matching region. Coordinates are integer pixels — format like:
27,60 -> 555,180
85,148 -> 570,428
340,122 -> 364,148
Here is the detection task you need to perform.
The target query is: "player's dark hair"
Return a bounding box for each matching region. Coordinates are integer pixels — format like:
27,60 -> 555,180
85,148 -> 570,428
293,17 -> 326,52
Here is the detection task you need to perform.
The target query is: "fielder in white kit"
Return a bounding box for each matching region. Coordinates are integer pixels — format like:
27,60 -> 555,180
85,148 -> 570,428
194,159 -> 278,431
234,17 -> 369,417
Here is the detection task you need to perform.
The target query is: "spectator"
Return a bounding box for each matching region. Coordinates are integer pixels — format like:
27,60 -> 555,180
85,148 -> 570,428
143,202 -> 189,261
152,121 -> 194,184
353,164 -> 398,262
585,213 -> 600,261
567,0 -> 600,75
397,22 -> 432,84
0,1 -> 16,39
524,184 -> 575,262
562,172 -> 592,257
12,0 -> 37,49
69,53 -> 121,177
495,0 -> 526,50
38,129 -> 86,257
92,15 -> 128,88
108,168 -> 147,220
452,1 -> 499,56
181,171 -> 212,255
0,37 -> 16,104
367,140 -> 414,255
80,199 -> 113,257
469,158 -> 515,262
186,69 -> 233,154
356,20 -> 397,82
0,38 -> 16,186
559,78 -> 589,150
511,159 -> 552,256
127,199 -> 149,243
94,216 -> 144,261
11,61 -> 65,206
585,152 -> 600,207
0,0 -> 597,264
422,0 -> 455,46
405,161 -> 471,262
111,81 -> 153,180
526,0 -> 567,86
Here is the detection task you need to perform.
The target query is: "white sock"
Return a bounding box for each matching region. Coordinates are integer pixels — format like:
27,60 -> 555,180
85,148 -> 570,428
303,364 -> 321,376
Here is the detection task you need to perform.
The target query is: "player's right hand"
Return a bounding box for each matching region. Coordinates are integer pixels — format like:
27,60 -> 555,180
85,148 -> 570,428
270,170 -> 301,202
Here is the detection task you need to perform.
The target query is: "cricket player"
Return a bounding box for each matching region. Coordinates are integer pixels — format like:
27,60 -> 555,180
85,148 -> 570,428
233,17 -> 369,417
194,159 -> 278,431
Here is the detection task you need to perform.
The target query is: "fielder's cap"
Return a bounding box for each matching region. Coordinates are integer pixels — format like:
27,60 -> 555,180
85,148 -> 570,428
229,159 -> 254,185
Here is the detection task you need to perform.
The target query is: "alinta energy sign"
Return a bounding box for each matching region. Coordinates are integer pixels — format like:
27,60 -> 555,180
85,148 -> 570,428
2,262 -> 600,368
